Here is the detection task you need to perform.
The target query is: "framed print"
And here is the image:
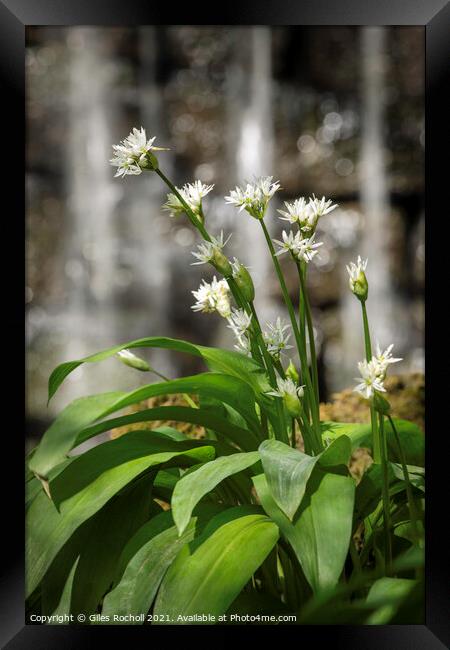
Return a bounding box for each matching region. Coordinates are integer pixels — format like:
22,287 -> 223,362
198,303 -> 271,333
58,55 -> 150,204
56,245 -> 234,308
2,0 -> 448,646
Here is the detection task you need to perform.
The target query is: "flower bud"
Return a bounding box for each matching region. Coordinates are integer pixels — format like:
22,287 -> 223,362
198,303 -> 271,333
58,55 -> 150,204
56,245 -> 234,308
284,392 -> 303,418
346,257 -> 369,302
285,360 -> 300,384
232,259 -> 255,302
350,271 -> 368,302
116,349 -> 150,372
211,249 -> 233,277
373,392 -> 391,415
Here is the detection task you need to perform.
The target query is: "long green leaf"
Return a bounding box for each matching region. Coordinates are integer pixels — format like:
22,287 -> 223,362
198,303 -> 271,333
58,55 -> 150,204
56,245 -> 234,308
102,518 -> 197,622
48,336 -> 270,402
96,373 -> 261,434
77,406 -> 258,452
69,476 -> 151,616
321,418 -> 424,466
172,452 -> 260,535
32,391 -> 257,480
366,577 -> 417,624
26,433 -> 214,597
259,435 -> 351,521
48,557 -> 79,622
29,392 -> 124,479
292,468 -> 355,592
254,466 -> 355,594
153,508 -> 279,623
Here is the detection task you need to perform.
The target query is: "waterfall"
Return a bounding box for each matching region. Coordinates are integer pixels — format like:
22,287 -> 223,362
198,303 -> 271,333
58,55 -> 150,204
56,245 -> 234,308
339,27 -> 398,386
226,27 -> 277,325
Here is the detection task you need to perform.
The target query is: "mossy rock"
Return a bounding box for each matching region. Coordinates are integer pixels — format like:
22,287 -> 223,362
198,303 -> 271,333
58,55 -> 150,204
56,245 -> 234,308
320,373 -> 424,432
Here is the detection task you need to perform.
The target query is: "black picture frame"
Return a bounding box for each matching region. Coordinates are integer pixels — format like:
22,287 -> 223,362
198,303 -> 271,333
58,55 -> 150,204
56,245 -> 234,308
3,0 -> 449,647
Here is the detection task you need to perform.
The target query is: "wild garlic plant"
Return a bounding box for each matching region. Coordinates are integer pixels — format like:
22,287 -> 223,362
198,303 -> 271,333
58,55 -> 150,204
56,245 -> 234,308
26,127 -> 424,625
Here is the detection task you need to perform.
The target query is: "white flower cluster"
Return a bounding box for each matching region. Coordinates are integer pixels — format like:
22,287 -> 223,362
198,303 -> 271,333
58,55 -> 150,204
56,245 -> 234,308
353,343 -> 402,399
346,255 -> 368,290
191,276 -> 231,318
277,194 -> 337,232
110,127 -> 167,178
226,308 -> 253,355
273,194 -> 337,265
163,181 -> 214,218
267,377 -> 305,400
191,231 -> 231,266
225,176 -> 281,220
263,317 -> 293,358
274,230 -> 323,264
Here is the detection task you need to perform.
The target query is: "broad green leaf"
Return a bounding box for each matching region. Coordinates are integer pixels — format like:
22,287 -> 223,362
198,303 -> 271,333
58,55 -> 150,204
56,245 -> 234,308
366,577 -> 417,624
77,406 -> 258,452
48,557 -> 79,622
48,336 -> 270,402
28,392 -> 124,479
390,462 -> 425,493
102,518 -> 197,622
69,476 -> 151,616
172,452 -> 260,535
259,436 -> 351,521
321,418 -> 424,466
259,441 -> 317,521
26,433 -> 214,597
254,467 -> 355,594
153,509 -> 279,623
33,371 -> 261,479
29,373 -> 259,478
96,373 -> 261,435
292,469 -> 355,593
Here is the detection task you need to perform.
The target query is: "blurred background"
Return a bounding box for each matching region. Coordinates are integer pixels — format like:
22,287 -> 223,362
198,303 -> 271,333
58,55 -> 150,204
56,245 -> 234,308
26,26 -> 424,449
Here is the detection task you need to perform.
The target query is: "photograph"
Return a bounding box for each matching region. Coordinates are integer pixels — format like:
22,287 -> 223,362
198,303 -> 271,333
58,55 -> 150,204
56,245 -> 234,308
24,24 -> 427,627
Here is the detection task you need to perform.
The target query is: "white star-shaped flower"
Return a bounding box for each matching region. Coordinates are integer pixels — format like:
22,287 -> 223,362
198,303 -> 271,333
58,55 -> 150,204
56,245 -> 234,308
227,308 -> 253,339
191,276 -> 231,318
267,377 -> 305,400
373,342 -> 402,378
273,230 -> 322,263
353,359 -> 386,399
110,127 -> 168,178
308,194 -> 338,218
263,317 -> 293,358
163,180 -> 214,218
191,231 -> 231,265
225,176 -> 280,220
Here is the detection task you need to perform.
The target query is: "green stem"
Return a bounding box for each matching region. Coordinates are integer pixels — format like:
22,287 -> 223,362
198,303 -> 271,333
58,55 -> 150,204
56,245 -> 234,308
361,301 -> 381,463
297,262 -> 320,408
387,414 -> 421,545
379,413 -> 393,574
155,168 -> 211,241
297,263 -> 310,422
259,220 -> 322,454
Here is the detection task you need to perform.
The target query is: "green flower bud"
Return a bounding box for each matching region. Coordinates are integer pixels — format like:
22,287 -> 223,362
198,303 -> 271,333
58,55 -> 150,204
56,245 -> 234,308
231,259 -> 255,302
284,392 -> 302,419
211,249 -> 233,277
346,256 -> 369,302
285,360 -> 300,384
116,349 -> 150,372
351,273 -> 368,301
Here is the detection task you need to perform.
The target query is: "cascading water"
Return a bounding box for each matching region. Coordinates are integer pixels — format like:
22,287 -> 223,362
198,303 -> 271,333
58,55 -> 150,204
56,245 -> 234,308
339,27 -> 400,386
226,27 -> 279,326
